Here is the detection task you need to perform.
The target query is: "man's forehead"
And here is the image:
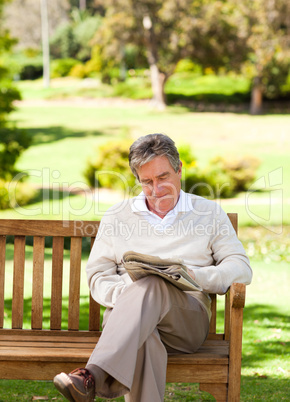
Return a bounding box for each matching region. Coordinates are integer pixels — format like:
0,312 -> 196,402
140,170 -> 170,181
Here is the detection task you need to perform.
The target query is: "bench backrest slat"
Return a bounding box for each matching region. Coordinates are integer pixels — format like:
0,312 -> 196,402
50,237 -> 64,330
12,235 -> 26,329
0,236 -> 6,328
68,237 -> 82,330
31,236 -> 45,330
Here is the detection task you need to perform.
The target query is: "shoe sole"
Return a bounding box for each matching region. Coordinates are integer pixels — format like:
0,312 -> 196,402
53,375 -> 75,402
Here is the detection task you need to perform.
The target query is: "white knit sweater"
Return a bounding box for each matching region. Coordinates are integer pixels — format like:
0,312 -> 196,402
86,193 -> 252,317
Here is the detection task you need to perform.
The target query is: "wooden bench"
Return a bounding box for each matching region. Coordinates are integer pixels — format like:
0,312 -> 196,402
0,214 -> 246,401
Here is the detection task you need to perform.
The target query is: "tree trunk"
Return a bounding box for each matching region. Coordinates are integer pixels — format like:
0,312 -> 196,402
143,15 -> 167,110
40,0 -> 50,88
149,64 -> 167,110
80,0 -> 86,10
250,76 -> 263,115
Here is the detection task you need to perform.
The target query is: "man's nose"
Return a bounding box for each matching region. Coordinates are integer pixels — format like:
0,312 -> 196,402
152,182 -> 164,196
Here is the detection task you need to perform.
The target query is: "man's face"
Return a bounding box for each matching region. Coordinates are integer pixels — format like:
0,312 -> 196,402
137,155 -> 182,218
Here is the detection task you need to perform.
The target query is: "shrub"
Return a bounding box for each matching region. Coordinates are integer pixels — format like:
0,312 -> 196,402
51,58 -> 79,78
5,51 -> 43,80
69,63 -> 87,78
209,156 -> 260,193
0,127 -> 31,181
175,59 -> 202,74
0,83 -> 21,118
84,57 -> 102,77
84,139 -> 137,192
84,140 -> 260,199
183,155 -> 260,199
178,143 -> 197,169
0,179 -> 38,210
19,63 -> 43,80
186,167 -> 235,198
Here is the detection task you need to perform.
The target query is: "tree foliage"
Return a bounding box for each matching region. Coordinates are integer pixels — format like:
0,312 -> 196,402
92,0 -> 249,108
236,0 -> 290,113
0,0 -> 31,181
50,9 -> 102,60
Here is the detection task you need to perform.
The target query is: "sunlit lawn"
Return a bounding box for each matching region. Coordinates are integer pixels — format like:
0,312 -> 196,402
7,96 -> 290,228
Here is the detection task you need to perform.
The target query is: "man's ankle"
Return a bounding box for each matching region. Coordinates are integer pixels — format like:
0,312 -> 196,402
86,364 -> 108,390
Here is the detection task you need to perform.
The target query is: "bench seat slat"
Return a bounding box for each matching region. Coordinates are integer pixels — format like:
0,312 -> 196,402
0,336 -> 228,365
0,361 -> 229,383
166,363 -> 229,383
0,348 -> 228,365
0,348 -> 96,361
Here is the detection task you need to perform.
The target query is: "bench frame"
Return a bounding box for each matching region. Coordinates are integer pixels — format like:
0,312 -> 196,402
0,214 -> 246,402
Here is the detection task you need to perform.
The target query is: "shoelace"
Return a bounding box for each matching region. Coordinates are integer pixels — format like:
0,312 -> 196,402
70,368 -> 95,389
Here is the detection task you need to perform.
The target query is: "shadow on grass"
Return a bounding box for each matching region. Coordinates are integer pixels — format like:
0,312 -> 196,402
242,304 -> 289,367
26,126 -> 103,145
166,92 -> 290,115
217,302 -> 289,368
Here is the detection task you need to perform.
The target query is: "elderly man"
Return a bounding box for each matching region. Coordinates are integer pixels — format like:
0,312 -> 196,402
54,133 -> 252,402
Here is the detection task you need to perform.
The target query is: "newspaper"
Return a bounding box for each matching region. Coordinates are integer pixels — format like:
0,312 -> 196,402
122,251 -> 202,292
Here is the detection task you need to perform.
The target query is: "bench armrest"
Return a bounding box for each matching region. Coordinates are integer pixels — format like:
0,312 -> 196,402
230,283 -> 246,309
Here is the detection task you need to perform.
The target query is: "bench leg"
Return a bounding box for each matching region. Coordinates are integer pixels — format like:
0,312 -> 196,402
199,383 -> 227,402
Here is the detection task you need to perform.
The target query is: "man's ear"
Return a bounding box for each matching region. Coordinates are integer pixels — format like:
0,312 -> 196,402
178,161 -> 182,178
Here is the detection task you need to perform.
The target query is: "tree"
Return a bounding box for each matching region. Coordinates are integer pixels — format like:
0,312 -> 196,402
92,0 -> 248,109
0,0 -> 31,180
236,0 -> 290,114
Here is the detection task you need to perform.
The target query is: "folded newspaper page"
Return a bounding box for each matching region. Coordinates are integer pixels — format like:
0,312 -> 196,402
122,251 -> 202,292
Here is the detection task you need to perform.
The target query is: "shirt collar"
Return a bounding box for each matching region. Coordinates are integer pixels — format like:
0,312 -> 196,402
131,190 -> 194,215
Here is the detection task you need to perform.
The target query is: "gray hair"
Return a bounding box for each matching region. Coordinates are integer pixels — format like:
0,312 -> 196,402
129,133 -> 180,179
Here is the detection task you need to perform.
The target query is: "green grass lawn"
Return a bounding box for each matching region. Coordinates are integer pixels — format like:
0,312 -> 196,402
15,73 -> 250,103
6,99 -> 290,228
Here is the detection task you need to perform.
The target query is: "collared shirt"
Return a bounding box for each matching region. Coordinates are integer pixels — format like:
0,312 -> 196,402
131,190 -> 194,230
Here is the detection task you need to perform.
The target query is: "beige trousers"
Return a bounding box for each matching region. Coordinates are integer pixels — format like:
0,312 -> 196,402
86,276 -> 209,402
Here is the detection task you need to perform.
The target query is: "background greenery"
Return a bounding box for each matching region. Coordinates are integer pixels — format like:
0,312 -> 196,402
0,0 -> 289,399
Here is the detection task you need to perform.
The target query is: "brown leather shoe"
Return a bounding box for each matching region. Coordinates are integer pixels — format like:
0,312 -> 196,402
53,368 -> 95,402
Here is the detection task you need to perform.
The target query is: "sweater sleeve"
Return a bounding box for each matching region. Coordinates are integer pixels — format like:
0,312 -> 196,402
190,206 -> 253,294
86,215 -> 128,308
